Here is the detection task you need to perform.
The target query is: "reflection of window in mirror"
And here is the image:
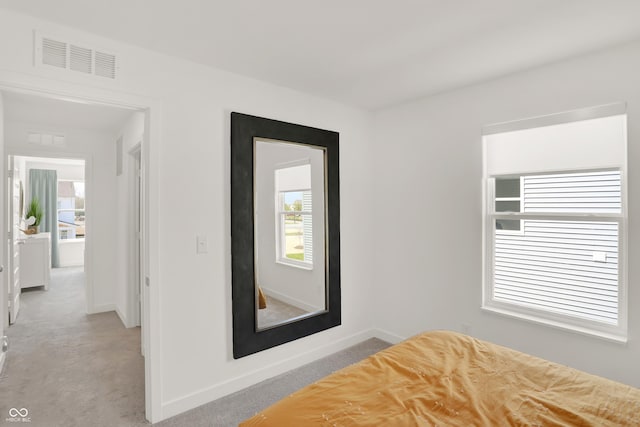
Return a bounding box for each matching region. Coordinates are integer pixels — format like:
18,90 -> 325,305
275,163 -> 313,269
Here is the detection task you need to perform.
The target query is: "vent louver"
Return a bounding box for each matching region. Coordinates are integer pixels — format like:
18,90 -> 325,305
36,32 -> 117,80
70,45 -> 92,74
42,38 -> 67,68
95,51 -> 116,79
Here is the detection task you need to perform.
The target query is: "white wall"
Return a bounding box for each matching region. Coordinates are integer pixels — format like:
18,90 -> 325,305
115,112 -> 144,327
372,40 -> 640,387
5,122 -> 117,312
255,141 -> 325,311
0,9 -> 376,421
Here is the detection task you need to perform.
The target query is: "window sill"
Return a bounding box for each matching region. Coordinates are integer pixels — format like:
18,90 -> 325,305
481,304 -> 627,344
276,258 -> 313,270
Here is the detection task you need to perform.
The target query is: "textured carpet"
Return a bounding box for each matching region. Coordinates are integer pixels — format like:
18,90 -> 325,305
155,338 -> 390,427
0,267 -> 146,427
257,295 -> 308,329
0,267 -> 390,427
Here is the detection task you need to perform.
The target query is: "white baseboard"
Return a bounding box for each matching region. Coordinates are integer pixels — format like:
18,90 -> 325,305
371,328 -> 406,344
115,306 -> 128,328
161,329 -> 376,421
87,303 -> 115,315
261,287 -> 322,313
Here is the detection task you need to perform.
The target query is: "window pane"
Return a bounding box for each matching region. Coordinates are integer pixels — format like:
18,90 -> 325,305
494,219 -> 619,324
284,214 -> 307,261
496,200 -> 520,212
58,180 -> 85,240
496,219 -> 520,231
522,170 -> 621,214
495,177 -> 520,198
283,191 -> 304,212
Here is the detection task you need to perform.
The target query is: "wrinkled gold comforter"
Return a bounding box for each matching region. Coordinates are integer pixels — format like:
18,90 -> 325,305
240,331 -> 640,426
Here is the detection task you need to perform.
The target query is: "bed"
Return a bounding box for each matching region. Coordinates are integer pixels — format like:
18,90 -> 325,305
240,330 -> 640,426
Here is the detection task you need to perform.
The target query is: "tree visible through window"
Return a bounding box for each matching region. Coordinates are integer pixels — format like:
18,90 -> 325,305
58,180 -> 85,240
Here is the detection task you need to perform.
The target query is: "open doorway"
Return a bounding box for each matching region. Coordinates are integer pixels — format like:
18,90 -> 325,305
0,88 -> 151,424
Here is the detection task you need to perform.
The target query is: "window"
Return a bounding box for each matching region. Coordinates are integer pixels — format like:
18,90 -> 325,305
57,180 -> 85,240
275,164 -> 313,268
483,105 -> 627,341
495,177 -> 522,232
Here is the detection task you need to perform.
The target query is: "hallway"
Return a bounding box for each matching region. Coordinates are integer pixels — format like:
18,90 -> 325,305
0,267 -> 146,426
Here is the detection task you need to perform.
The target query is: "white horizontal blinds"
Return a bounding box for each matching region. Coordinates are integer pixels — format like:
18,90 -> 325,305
494,219 -> 619,324
523,170 -> 621,213
302,191 -> 313,263
485,106 -> 626,332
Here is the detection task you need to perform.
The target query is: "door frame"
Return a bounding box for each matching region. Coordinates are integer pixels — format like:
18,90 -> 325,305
128,143 -> 142,330
0,72 -> 161,422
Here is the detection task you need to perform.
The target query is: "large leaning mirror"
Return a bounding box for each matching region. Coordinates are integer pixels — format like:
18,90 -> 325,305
231,112 -> 341,359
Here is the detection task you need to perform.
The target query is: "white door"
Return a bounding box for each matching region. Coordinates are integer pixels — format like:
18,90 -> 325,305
8,157 -> 21,324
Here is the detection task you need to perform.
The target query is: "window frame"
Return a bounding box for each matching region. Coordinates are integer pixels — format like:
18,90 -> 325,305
275,187 -> 313,270
484,169 -> 627,342
481,107 -> 628,343
494,176 -> 524,236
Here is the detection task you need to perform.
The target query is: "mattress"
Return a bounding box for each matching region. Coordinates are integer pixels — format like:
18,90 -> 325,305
240,330 -> 640,426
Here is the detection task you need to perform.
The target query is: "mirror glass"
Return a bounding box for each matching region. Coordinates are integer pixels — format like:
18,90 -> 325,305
254,139 -> 327,330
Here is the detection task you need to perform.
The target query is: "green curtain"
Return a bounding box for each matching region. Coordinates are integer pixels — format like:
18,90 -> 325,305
29,169 -> 59,268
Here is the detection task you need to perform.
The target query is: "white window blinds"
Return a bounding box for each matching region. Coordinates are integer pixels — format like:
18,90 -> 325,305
483,105 -> 627,340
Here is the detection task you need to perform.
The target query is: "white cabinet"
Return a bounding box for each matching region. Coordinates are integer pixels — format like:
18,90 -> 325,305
19,232 -> 51,290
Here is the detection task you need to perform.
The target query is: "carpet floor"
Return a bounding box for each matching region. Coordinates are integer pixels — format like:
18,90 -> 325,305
0,267 -> 390,426
0,267 -> 145,427
155,337 -> 390,427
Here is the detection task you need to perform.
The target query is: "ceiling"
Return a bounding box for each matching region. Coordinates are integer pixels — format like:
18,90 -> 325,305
2,1 -> 640,110
2,90 -> 135,134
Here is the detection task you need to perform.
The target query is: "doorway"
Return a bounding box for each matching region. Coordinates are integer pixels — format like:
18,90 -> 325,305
0,86 -> 153,423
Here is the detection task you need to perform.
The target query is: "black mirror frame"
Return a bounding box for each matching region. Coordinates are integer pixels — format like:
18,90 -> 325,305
231,112 -> 341,359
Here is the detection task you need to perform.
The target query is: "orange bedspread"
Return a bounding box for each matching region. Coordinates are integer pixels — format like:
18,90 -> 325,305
240,331 -> 640,426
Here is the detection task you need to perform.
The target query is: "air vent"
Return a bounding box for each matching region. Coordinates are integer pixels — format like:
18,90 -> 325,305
70,45 -> 93,74
35,31 -> 118,80
42,38 -> 67,68
95,51 -> 116,79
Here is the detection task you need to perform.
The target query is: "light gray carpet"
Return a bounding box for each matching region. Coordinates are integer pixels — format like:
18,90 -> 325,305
155,337 -> 390,427
257,295 -> 308,329
0,267 -> 146,427
0,267 -> 390,427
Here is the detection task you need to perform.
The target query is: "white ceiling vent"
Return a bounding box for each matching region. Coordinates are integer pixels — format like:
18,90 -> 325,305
35,31 -> 117,80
